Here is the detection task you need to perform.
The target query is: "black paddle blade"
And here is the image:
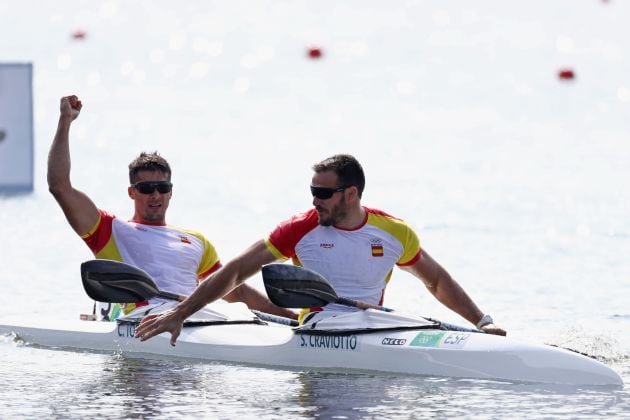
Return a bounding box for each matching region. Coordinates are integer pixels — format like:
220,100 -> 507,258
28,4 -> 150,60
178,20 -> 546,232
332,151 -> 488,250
261,264 -> 338,308
80,259 -> 159,303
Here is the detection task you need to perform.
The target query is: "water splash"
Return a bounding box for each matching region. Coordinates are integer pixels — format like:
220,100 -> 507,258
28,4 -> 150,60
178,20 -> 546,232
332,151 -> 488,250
547,325 -> 629,363
1,332 -> 27,347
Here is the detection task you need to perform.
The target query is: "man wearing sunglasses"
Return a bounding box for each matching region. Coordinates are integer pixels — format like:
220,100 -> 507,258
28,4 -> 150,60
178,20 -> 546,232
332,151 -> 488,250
136,154 -> 506,345
48,95 -> 296,321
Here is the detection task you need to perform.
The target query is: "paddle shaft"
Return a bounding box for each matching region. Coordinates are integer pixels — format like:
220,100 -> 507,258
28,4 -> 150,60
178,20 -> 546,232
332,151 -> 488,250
81,259 -> 298,327
158,290 -> 183,301
160,291 -> 297,327
262,264 -> 486,333
338,298 -> 483,333
252,310 -> 298,327
337,297 -> 393,312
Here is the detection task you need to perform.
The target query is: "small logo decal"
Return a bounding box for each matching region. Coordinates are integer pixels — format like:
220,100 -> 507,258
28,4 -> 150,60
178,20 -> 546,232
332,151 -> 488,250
320,243 -> 334,249
382,338 -> 406,346
409,331 -> 445,348
371,244 -> 383,257
370,238 -> 383,257
442,333 -> 470,348
180,235 -> 191,244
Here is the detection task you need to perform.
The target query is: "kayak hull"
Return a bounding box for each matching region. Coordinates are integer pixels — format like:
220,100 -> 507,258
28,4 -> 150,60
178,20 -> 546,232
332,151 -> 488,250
0,318 -> 623,386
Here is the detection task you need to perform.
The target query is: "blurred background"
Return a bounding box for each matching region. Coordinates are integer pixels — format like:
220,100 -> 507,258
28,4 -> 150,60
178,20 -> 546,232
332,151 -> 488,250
1,1 -> 629,417
1,0 -> 629,363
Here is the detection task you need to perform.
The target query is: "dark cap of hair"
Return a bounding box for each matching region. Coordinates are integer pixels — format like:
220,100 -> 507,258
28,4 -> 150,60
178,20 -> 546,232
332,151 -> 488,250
128,151 -> 171,183
312,154 -> 365,198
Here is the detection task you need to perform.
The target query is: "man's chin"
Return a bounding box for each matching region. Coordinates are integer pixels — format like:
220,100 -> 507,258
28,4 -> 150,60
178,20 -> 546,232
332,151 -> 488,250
317,217 -> 333,227
143,212 -> 165,223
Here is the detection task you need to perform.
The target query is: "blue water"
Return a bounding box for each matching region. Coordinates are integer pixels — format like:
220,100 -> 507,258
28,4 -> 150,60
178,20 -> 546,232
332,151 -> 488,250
1,0 -> 629,417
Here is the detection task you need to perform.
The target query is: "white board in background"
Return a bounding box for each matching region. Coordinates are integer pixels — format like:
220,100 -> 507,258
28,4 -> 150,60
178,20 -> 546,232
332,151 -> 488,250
0,63 -> 34,193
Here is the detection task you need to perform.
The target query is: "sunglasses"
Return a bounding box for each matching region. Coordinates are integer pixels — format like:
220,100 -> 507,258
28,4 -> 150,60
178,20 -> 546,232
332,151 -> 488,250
131,181 -> 173,194
310,185 -> 349,200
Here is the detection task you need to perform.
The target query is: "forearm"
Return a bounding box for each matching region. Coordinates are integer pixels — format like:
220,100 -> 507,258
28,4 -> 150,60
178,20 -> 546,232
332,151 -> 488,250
47,112 -> 99,235
174,239 -> 279,321
225,284 -> 298,320
176,266 -> 241,320
430,269 -> 484,325
47,117 -> 73,193
406,250 -> 485,326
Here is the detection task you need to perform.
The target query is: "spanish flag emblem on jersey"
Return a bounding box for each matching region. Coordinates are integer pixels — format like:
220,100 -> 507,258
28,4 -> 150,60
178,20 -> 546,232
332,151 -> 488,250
371,244 -> 384,257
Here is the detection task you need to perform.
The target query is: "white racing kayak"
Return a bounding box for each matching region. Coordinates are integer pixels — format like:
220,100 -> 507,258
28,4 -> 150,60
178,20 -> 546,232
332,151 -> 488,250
0,303 -> 623,386
1,260 -> 623,386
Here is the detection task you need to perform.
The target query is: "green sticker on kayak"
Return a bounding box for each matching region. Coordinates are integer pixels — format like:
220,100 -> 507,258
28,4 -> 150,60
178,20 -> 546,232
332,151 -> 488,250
409,331 -> 445,347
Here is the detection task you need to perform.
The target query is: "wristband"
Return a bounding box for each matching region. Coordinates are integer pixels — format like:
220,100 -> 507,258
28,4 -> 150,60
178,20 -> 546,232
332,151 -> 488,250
476,314 -> 494,329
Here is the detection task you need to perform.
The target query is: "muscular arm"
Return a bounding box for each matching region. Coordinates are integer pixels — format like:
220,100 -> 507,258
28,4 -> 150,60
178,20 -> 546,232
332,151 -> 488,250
136,239 -> 280,344
224,284 -> 298,320
47,95 -> 99,235
401,249 -> 506,336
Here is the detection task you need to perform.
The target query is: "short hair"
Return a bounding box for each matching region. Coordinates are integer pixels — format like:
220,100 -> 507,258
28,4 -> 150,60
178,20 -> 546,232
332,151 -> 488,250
128,151 -> 171,183
312,154 -> 365,198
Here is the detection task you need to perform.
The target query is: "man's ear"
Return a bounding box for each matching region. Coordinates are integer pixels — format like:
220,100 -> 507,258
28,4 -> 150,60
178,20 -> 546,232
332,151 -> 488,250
128,186 -> 135,199
347,186 -> 360,203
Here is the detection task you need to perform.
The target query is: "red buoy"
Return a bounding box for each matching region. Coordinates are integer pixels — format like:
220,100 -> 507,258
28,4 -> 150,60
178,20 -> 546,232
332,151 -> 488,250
71,30 -> 87,40
308,47 -> 322,59
558,68 -> 575,80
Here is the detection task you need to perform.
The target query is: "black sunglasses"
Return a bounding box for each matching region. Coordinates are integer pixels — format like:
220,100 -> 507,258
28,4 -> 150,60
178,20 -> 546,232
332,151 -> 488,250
131,181 -> 173,194
310,185 -> 349,200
